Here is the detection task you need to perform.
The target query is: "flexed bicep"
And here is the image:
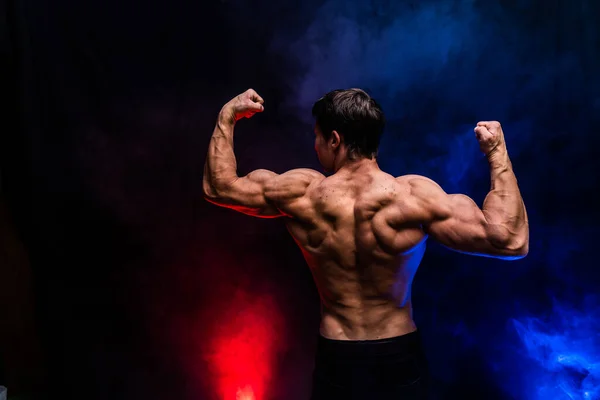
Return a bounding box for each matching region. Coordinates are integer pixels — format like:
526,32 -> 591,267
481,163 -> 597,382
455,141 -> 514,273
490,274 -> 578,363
424,192 -> 496,255
406,175 -> 526,260
204,169 -> 282,217
204,168 -> 323,219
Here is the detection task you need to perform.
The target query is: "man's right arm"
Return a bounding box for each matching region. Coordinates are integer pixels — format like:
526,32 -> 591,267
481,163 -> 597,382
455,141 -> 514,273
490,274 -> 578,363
408,121 -> 529,260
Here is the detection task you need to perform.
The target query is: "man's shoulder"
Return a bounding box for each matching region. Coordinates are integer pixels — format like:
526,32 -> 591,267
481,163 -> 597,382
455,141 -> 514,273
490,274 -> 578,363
264,168 -> 325,201
395,174 -> 437,185
279,168 -> 326,188
392,175 -> 447,207
284,168 -> 325,179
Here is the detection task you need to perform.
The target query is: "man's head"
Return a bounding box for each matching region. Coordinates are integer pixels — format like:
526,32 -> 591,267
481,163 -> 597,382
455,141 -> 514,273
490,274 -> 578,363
312,88 -> 385,171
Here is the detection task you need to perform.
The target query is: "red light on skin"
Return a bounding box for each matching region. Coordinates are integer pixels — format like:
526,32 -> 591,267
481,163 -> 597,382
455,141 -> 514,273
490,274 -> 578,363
207,290 -> 285,400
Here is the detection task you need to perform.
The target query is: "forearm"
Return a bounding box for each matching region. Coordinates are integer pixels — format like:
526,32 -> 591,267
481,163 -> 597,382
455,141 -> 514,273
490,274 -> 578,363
203,108 -> 238,197
481,148 -> 529,251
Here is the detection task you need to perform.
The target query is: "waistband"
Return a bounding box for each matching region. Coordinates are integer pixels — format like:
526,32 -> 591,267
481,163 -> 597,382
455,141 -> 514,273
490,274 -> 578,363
316,330 -> 423,358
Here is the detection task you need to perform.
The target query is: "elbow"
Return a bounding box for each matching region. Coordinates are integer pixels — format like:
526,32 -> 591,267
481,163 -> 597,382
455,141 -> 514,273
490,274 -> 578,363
202,178 -> 216,200
202,164 -> 237,204
516,239 -> 529,258
203,178 -> 234,205
203,185 -> 217,201
488,225 -> 529,260
203,187 -> 224,204
510,226 -> 529,259
498,235 -> 529,260
507,243 -> 528,260
202,179 -> 223,202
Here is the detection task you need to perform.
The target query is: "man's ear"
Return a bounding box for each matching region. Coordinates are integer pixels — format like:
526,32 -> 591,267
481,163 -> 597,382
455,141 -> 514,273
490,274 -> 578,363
330,130 -> 342,149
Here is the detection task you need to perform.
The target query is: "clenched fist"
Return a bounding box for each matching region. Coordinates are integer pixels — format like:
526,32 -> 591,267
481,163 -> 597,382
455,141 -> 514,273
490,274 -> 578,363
474,121 -> 506,158
222,89 -> 265,122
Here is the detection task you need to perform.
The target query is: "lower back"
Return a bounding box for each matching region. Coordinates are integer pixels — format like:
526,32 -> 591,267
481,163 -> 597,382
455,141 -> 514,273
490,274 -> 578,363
313,247 -> 425,341
320,301 -> 417,340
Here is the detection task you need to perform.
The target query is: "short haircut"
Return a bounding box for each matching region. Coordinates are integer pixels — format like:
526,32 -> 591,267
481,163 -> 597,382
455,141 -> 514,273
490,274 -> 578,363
312,88 -> 385,159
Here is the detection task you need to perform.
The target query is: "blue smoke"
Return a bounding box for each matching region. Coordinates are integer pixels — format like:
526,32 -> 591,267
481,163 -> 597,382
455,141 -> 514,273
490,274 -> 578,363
510,297 -> 600,399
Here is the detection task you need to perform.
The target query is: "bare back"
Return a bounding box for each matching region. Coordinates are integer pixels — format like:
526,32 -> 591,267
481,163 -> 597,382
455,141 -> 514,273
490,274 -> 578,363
284,164 -> 428,340
204,99 -> 529,341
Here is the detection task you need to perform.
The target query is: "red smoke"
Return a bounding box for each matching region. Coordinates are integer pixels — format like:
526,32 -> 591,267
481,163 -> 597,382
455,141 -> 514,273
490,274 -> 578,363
206,289 -> 285,400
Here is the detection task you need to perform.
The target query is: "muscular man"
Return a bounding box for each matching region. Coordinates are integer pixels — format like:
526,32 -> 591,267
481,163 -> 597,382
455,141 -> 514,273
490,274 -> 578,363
203,88 -> 529,399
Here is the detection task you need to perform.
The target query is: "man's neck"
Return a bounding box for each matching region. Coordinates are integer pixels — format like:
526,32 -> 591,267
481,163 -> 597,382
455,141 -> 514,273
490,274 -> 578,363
333,156 -> 378,173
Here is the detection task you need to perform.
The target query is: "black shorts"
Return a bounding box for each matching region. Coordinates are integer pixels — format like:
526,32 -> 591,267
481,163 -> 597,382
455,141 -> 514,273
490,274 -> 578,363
310,330 -> 430,399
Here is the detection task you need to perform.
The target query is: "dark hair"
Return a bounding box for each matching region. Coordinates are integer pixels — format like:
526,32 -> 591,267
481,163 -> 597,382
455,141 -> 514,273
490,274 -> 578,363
311,88 -> 385,159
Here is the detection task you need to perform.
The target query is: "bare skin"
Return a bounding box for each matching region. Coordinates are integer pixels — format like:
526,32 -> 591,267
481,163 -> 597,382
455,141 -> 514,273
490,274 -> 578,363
203,89 -> 529,341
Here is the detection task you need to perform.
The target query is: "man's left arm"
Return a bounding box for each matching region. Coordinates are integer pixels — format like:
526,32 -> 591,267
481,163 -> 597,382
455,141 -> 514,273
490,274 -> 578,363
203,89 -> 322,218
